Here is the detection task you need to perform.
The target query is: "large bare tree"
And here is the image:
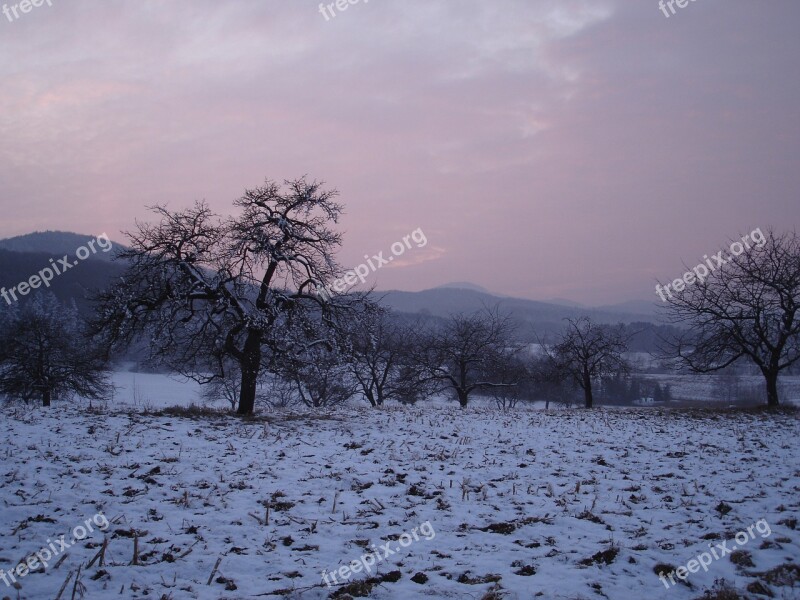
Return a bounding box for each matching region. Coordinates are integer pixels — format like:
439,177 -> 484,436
544,317 -> 629,409
94,177 -> 355,415
661,229 -> 800,407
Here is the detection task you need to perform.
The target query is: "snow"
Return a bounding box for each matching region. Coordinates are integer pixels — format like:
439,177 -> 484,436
2,396 -> 799,599
108,368 -> 206,410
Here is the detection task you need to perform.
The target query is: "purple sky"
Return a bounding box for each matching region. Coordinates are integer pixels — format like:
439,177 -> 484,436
1,0 -> 798,304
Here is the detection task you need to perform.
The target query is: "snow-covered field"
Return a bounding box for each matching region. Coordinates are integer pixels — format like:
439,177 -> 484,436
1,399 -> 799,600
108,366 -> 206,410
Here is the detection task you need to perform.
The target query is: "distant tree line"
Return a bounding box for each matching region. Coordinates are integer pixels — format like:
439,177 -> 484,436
1,178 -> 797,412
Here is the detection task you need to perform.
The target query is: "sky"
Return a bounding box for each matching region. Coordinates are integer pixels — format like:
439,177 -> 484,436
0,0 -> 798,305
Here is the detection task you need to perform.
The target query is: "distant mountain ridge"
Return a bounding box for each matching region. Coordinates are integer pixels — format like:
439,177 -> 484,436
0,230 -> 124,262
434,281 -> 495,294
379,287 -> 658,322
0,233 -> 664,342
433,282 -> 658,317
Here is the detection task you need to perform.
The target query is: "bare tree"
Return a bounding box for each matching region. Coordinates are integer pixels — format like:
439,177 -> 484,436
342,305 -> 432,407
94,177 -> 357,415
419,307 -> 518,408
391,361 -> 437,405
661,229 -> 800,407
483,346 -> 531,409
0,294 -> 111,407
544,317 -> 629,409
200,358 -> 248,411
528,353 -> 580,409
712,366 -> 743,405
274,342 -> 356,408
262,375 -> 301,409
342,304 -> 396,407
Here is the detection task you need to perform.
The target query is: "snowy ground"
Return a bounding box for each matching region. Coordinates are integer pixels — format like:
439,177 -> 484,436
1,398 -> 799,600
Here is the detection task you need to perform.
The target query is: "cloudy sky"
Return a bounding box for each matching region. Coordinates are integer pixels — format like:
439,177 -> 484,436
1,0 -> 798,304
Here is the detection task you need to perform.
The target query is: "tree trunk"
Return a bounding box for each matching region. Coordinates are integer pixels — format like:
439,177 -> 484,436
236,330 -> 262,416
457,389 -> 469,408
764,370 -> 780,407
42,388 -> 51,407
583,371 -> 593,409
